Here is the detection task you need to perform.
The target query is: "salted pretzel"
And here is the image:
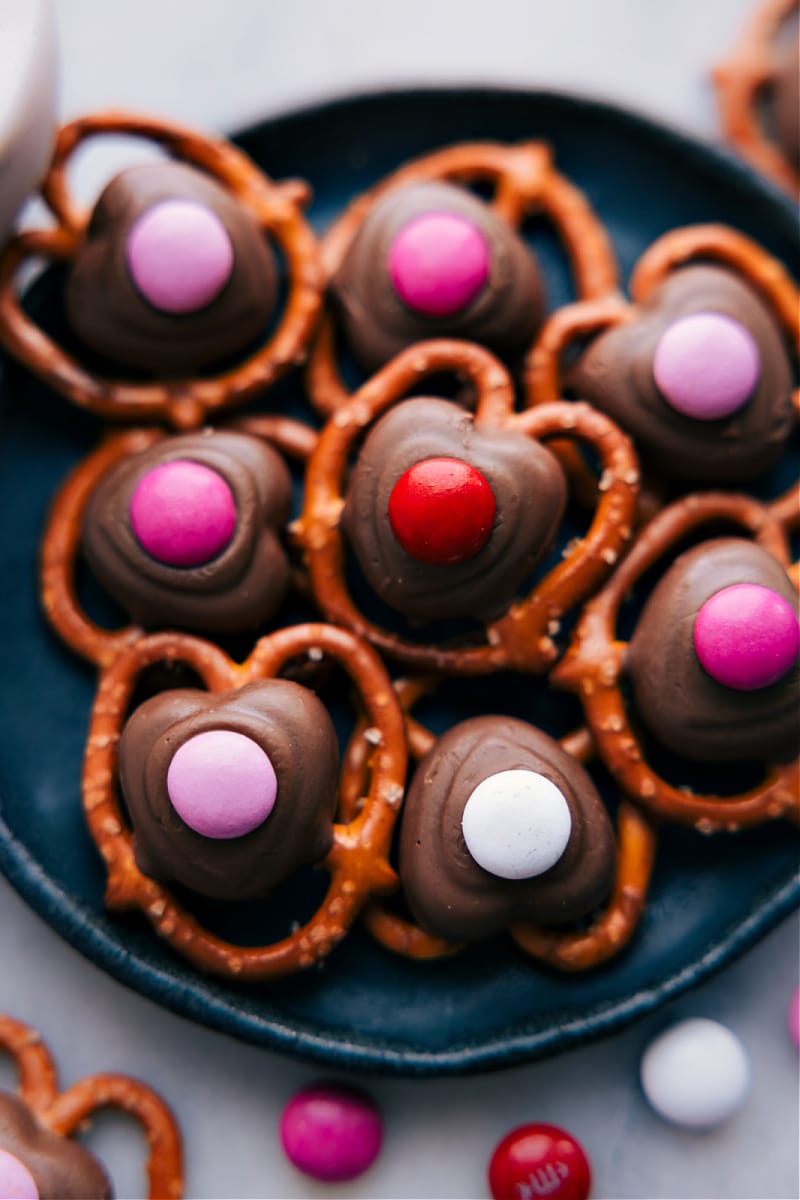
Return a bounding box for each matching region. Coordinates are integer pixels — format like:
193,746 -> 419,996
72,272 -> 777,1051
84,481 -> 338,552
307,140 -> 618,415
713,0 -> 800,197
83,622 -> 406,981
295,339 -> 639,675
40,416 -> 318,668
0,1013 -> 182,1199
0,111 -> 324,430
550,490 -> 800,832
340,682 -> 658,970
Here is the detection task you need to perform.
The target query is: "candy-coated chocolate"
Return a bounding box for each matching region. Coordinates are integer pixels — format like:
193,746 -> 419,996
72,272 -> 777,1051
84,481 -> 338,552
388,211 -> 490,317
126,199 -> 234,314
488,1122 -> 592,1200
461,770 -> 572,881
693,583 -> 800,691
280,1082 -> 382,1183
652,312 -> 760,420
166,730 -> 277,839
640,1018 -> 751,1129
387,457 -> 496,565
0,1149 -> 39,1200
129,459 -> 237,567
789,985 -> 800,1051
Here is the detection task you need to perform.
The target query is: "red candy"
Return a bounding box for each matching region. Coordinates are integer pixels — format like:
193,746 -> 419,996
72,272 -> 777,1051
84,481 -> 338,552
387,456 -> 496,565
488,1123 -> 592,1200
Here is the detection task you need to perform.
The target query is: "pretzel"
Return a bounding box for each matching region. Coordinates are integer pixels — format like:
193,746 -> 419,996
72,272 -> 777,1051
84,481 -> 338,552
713,0 -> 800,197
0,1013 -> 182,1199
307,141 -> 618,415
0,111 -> 324,430
83,622 -> 406,980
550,490 -> 800,831
40,417 -> 318,668
340,682 -> 658,969
296,339 -> 639,674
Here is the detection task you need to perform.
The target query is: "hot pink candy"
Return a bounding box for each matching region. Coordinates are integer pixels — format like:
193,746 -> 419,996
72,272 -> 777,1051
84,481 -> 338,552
280,1082 -> 382,1183
693,583 -> 800,690
126,198 -> 234,313
167,730 -> 277,839
129,460 -> 237,567
789,985 -> 800,1051
388,211 -> 490,317
0,1150 -> 39,1200
653,311 -> 761,420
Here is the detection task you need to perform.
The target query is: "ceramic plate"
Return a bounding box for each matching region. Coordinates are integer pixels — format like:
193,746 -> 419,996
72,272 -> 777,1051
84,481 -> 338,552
0,88 -> 797,1075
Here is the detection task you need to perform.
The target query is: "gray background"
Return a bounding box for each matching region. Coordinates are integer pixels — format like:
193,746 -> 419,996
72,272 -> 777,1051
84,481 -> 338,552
1,2 -> 799,1198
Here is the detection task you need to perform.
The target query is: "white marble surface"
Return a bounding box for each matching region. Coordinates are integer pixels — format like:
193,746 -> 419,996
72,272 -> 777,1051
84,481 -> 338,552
1,2 -> 799,1198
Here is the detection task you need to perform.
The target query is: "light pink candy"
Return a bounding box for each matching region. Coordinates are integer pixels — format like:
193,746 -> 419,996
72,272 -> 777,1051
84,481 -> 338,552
693,583 -> 800,690
129,460 -> 237,567
167,730 -> 277,839
653,311 -> 761,420
388,211 -> 489,317
0,1150 -> 39,1200
789,985 -> 800,1050
280,1082 -> 382,1183
126,199 -> 233,313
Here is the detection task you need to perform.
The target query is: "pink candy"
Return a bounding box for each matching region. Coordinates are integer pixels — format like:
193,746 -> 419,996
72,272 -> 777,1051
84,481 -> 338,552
280,1082 -> 382,1183
653,311 -> 760,420
388,211 -> 489,317
0,1150 -> 39,1200
789,985 -> 800,1050
129,460 -> 237,567
693,583 -> 800,691
126,199 -> 234,314
167,730 -> 277,839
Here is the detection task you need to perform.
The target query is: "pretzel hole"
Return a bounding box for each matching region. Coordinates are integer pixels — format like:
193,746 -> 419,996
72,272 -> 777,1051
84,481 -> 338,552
518,213 -> 573,310
70,1106 -> 147,1200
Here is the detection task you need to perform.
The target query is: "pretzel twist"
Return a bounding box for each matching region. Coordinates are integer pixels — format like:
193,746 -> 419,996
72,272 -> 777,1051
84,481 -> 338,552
83,623 -> 406,980
0,111 -> 324,430
0,1014 -> 183,1200
713,0 -> 800,197
307,141 -> 618,415
297,339 -> 639,674
551,492 -> 800,831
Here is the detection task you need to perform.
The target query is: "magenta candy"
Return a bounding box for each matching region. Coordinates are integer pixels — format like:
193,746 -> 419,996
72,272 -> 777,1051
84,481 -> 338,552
693,583 -> 800,690
0,1150 -> 39,1200
129,460 -> 237,567
167,730 -> 277,839
280,1082 -> 382,1183
789,985 -> 800,1050
126,198 -> 234,313
653,311 -> 761,420
388,211 -> 489,317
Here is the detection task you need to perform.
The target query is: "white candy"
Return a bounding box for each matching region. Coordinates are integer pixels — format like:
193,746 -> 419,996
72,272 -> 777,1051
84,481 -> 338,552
461,769 -> 572,881
640,1018 -> 751,1129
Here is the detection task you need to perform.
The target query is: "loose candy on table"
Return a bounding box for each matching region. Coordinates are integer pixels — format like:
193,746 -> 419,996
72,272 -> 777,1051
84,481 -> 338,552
640,1018 -> 751,1129
488,1122 -> 592,1200
788,985 -> 800,1050
280,1082 -> 383,1183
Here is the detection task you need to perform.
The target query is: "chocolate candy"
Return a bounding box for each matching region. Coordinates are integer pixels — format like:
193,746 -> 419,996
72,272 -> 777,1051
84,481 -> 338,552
65,162 -> 278,373
118,679 -> 339,899
330,182 -> 545,372
280,1083 -> 382,1183
398,716 -> 615,941
569,264 -> 793,483
342,397 -> 566,621
640,1018 -> 751,1129
488,1122 -> 592,1200
627,538 -> 799,763
82,430 -> 292,635
0,1091 -> 111,1200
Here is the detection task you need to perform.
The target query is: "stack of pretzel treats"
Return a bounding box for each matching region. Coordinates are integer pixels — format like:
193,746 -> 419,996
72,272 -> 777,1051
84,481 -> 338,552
0,110 -> 796,986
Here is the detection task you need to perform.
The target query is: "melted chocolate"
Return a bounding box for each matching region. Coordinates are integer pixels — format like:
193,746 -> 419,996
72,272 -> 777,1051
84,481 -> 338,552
569,265 -> 793,483
118,680 -> 339,900
66,162 -> 277,373
627,538 -> 799,763
82,431 -> 292,635
330,182 -> 545,372
0,1092 -> 111,1200
342,397 -> 566,621
398,716 -> 616,941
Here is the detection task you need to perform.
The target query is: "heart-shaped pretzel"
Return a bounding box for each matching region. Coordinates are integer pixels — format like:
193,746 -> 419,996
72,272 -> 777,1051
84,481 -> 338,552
307,141 -> 619,415
550,490 -> 800,831
83,623 -> 406,980
296,339 -> 639,674
0,1013 -> 182,1199
0,111 -> 324,430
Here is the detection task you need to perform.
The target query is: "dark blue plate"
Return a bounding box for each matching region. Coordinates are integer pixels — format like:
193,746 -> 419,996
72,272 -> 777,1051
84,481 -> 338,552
0,88 -> 797,1075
